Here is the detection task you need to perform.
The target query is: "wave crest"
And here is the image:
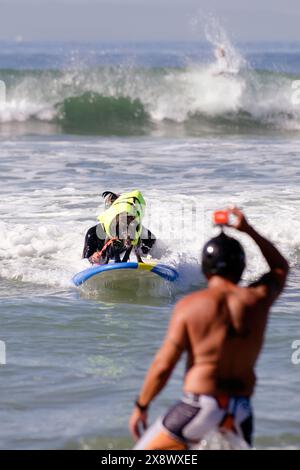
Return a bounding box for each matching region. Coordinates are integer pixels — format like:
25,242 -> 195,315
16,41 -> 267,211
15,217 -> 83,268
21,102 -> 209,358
0,64 -> 300,135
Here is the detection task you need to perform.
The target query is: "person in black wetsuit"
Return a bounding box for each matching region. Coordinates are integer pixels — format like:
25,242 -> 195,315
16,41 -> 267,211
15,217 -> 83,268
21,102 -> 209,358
83,191 -> 156,264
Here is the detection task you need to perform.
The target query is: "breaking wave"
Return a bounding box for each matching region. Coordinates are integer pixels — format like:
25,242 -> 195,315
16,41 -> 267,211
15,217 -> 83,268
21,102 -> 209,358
0,41 -> 300,135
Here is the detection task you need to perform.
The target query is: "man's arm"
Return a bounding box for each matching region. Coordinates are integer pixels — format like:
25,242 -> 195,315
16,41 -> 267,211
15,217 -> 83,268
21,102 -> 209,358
129,302 -> 187,439
229,208 -> 289,298
136,303 -> 187,407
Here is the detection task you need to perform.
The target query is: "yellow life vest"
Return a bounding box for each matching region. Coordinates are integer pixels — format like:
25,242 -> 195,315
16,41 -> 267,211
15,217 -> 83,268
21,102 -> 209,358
97,190 -> 145,246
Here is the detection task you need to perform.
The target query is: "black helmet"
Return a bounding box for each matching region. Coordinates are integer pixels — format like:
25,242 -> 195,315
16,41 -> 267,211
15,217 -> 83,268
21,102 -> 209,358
202,232 -> 246,283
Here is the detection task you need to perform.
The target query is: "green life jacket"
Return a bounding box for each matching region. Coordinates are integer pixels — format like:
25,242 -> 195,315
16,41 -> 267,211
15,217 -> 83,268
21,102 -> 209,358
97,190 -> 145,246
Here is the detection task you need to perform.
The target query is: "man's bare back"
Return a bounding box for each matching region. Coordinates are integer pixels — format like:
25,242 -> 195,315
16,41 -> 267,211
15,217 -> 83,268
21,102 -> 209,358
179,280 -> 275,396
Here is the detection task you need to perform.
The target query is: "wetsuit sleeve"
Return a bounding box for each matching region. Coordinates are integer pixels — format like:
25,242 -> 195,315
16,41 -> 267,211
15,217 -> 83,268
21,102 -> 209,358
140,226 -> 156,255
82,225 -> 105,259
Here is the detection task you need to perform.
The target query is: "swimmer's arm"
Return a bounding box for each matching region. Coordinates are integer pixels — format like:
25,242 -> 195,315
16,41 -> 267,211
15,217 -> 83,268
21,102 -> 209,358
83,225 -> 105,260
136,303 -> 187,408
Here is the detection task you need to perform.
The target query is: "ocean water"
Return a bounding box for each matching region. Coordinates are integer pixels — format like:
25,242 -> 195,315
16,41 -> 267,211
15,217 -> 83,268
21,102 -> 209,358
0,38 -> 300,450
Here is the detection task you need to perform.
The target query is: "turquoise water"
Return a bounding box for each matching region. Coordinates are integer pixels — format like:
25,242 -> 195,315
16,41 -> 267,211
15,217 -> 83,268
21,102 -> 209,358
0,40 -> 300,449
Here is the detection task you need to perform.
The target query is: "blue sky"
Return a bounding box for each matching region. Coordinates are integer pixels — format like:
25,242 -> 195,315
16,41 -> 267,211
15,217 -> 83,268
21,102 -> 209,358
0,0 -> 300,41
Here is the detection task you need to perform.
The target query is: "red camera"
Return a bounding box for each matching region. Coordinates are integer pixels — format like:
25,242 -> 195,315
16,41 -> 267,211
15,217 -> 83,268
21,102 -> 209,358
213,210 -> 229,226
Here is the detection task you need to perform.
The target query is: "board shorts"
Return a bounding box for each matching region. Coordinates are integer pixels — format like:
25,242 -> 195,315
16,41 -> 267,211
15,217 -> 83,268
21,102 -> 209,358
134,393 -> 253,450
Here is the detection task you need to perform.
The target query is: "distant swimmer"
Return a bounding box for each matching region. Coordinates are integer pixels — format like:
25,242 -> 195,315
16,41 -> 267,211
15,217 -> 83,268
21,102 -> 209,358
83,190 -> 156,264
213,45 -> 238,76
129,207 -> 288,449
215,45 -> 227,61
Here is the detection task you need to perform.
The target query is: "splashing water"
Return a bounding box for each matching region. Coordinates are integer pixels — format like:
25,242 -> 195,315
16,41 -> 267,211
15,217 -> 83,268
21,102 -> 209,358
0,38 -> 299,134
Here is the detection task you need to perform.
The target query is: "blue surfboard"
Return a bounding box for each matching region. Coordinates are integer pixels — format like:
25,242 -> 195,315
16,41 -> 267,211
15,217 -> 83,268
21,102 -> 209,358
72,262 -> 179,287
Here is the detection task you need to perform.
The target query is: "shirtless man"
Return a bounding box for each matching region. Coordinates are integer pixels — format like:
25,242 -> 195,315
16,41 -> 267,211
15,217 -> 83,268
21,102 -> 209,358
129,208 -> 289,449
